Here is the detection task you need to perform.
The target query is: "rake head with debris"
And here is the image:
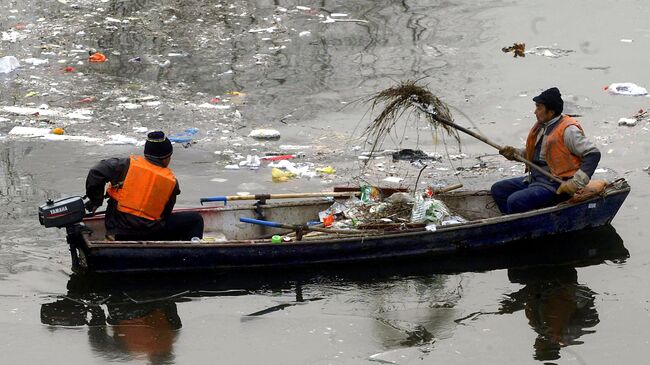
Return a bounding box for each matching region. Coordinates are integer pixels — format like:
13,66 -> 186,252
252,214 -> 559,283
363,80 -> 461,155
364,80 -> 567,186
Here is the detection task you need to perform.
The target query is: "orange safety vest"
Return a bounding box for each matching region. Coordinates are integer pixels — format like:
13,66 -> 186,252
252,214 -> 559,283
525,115 -> 583,178
107,155 -> 177,220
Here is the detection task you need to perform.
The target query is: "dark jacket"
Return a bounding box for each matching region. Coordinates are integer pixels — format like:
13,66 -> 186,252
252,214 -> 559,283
85,157 -> 180,236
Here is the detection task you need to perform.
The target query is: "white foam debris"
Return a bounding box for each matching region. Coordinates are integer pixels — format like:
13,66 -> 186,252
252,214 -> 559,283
104,134 -> 139,145
249,27 -> 277,33
198,103 -> 231,110
9,126 -> 51,136
383,176 -> 404,183
248,129 -> 281,139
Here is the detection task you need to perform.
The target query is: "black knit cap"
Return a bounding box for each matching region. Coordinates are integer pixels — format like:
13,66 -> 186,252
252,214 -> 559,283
144,131 -> 173,159
533,87 -> 564,116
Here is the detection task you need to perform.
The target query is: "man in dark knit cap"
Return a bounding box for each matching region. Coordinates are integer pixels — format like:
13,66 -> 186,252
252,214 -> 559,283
85,131 -> 204,241
490,87 -> 601,214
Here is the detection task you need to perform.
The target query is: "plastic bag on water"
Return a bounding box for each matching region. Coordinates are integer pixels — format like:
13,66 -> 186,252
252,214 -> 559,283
0,56 -> 20,74
606,82 -> 647,96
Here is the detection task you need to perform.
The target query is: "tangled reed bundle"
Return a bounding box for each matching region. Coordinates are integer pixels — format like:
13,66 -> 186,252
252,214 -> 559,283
363,80 -> 460,154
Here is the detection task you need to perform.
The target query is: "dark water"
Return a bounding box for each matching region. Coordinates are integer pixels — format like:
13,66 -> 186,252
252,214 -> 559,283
2,0 -> 650,364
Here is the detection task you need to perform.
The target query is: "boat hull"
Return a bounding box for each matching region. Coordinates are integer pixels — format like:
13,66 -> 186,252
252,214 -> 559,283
69,185 -> 630,273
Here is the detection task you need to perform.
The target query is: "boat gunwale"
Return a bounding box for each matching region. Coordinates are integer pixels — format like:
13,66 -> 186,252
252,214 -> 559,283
82,186 -> 630,250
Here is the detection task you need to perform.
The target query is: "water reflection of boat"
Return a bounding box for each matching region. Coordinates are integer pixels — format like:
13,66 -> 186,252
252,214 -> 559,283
501,266 -> 599,362
41,296 -> 182,364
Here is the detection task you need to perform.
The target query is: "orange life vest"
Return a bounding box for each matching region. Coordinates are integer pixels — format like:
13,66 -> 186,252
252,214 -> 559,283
525,115 -> 583,178
107,155 -> 176,220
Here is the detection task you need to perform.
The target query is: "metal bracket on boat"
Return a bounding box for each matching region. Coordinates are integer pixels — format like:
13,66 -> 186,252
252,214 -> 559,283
253,195 -> 269,220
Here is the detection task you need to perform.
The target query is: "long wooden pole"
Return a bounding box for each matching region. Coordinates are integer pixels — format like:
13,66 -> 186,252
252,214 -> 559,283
201,191 -> 358,205
412,101 -> 563,184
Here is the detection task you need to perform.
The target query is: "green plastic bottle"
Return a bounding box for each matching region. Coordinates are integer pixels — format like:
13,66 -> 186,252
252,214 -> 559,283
271,235 -> 282,244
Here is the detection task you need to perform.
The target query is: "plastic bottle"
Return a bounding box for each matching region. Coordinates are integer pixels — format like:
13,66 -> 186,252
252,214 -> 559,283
190,237 -> 201,243
0,56 -> 20,74
271,235 -> 282,244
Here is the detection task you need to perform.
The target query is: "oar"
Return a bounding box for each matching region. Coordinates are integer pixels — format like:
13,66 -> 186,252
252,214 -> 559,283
410,100 -> 563,184
201,192 -> 358,205
239,217 -> 378,236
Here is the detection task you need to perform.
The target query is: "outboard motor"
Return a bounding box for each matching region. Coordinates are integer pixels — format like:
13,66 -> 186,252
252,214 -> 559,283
39,196 -> 86,228
39,196 -> 88,272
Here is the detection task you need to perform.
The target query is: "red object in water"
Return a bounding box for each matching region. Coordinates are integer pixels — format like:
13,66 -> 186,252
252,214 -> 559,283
603,85 -> 609,90
210,97 -> 221,103
89,52 -> 107,63
64,66 -> 76,73
15,24 -> 26,30
79,97 -> 96,103
260,154 -> 296,161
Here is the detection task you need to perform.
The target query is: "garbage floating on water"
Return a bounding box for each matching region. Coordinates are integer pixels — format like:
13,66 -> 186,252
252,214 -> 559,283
248,26 -> 278,33
2,105 -> 93,120
618,109 -> 649,127
104,134 -> 139,145
249,128 -> 281,140
501,42 -> 526,57
321,16 -> 369,24
117,103 -> 142,110
8,126 -> 100,142
268,160 -> 315,178
618,118 -> 637,127
88,52 -> 107,63
261,154 -> 296,161
9,126 -> 51,136
316,166 -> 336,174
526,46 -> 574,58
169,128 -> 199,143
605,82 -> 647,96
239,155 -> 261,168
392,149 -> 442,162
271,167 -> 296,182
383,176 -> 404,183
23,58 -> 49,66
198,103 -> 230,110
0,56 -> 20,74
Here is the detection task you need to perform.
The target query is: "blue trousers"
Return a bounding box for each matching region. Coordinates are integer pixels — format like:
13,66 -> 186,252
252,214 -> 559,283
490,177 -> 564,214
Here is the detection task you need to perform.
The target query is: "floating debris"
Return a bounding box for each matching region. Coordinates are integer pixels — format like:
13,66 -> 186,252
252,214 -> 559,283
526,46 -> 574,58
606,83 -> 647,96
249,129 -> 281,140
501,43 -> 526,57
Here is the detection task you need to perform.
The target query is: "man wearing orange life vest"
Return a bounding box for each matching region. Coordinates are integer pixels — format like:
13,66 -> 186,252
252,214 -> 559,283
85,131 -> 204,240
490,88 -> 601,214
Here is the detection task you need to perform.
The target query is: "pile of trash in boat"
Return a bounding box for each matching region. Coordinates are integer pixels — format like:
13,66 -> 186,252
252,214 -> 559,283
318,187 -> 466,232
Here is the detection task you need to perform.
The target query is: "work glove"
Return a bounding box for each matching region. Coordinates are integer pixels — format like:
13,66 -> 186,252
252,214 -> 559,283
84,200 -> 100,215
556,179 -> 580,196
499,146 -> 518,161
